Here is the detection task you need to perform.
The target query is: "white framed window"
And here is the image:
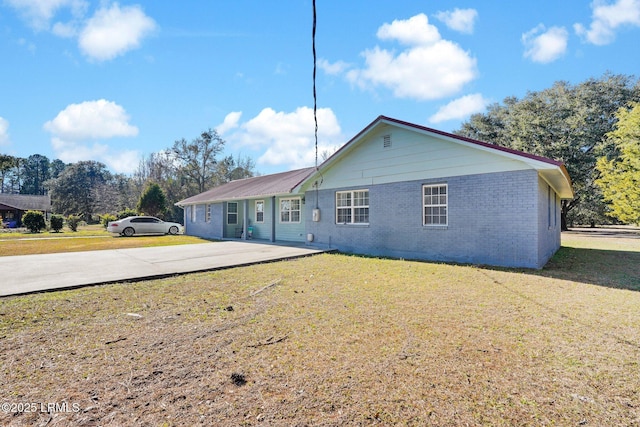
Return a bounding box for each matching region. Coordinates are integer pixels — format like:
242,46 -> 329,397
206,204 -> 211,223
423,184 -> 447,226
336,189 -> 369,224
191,205 -> 196,222
255,200 -> 264,223
280,198 -> 301,223
227,202 -> 238,225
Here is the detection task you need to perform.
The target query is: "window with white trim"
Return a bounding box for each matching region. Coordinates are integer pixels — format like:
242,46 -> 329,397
423,184 -> 447,226
191,205 -> 196,222
206,204 -> 211,222
280,198 -> 300,223
336,189 -> 369,224
227,202 -> 238,225
255,200 -> 264,223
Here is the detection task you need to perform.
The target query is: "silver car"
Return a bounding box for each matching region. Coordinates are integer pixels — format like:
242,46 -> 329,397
107,216 -> 182,237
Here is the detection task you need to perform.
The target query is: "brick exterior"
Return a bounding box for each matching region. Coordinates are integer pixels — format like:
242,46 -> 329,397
184,203 -> 224,239
305,169 -> 559,268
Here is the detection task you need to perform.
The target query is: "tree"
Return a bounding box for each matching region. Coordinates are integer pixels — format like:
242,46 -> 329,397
0,154 -> 16,193
49,159 -> 67,179
456,73 -> 640,229
22,210 -> 46,233
21,154 -> 50,195
596,103 -> 640,224
214,154 -> 256,183
137,182 -> 167,217
0,155 -> 24,194
91,173 -> 137,216
172,128 -> 225,193
47,161 -> 111,220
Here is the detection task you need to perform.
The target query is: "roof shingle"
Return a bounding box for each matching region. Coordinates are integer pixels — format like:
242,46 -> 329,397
0,194 -> 51,211
177,167 -> 315,205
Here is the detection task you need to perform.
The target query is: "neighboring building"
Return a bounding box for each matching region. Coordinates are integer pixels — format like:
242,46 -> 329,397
177,116 -> 573,268
0,194 -> 52,227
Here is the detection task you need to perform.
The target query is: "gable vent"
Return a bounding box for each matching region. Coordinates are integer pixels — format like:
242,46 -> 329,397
383,134 -> 392,148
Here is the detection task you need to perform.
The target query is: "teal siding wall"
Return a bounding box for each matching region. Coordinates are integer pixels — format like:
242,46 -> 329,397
313,126 -> 531,190
246,198 -> 273,240
274,196 -> 305,242
224,201 -> 243,238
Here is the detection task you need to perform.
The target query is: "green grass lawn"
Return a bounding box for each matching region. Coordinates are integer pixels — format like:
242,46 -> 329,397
0,230 -> 639,425
0,224 -> 209,256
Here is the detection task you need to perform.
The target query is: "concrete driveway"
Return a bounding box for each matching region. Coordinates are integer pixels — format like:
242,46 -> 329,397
1,241 -> 327,297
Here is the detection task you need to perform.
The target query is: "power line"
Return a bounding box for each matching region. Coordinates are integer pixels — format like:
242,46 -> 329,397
312,0 -> 318,169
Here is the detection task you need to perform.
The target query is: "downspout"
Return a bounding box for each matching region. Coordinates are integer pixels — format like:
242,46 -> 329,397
271,196 -> 276,242
242,199 -> 248,241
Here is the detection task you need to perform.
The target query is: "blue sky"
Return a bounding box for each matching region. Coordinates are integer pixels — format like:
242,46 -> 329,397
1,1 -> 639,176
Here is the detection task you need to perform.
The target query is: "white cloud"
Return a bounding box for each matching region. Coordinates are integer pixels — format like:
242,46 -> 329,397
44,100 -> 140,173
5,0 -> 87,31
434,8 -> 478,34
102,149 -> 142,174
217,111 -> 242,135
44,99 -> 138,140
522,25 -> 568,63
345,13 -> 477,101
429,93 -> 489,123
223,107 -> 343,169
317,58 -> 350,75
0,117 -> 10,146
575,0 -> 640,45
6,1 -> 156,61
52,21 -> 78,38
377,13 -> 441,45
78,3 -> 157,61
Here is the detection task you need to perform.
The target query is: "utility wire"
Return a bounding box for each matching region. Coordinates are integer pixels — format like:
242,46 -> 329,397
312,0 -> 318,170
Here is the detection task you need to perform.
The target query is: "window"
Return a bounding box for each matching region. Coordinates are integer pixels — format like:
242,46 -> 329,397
255,200 -> 264,223
280,198 -> 300,223
206,204 -> 211,223
423,184 -> 447,226
191,205 -> 196,223
227,202 -> 238,225
336,190 -> 369,224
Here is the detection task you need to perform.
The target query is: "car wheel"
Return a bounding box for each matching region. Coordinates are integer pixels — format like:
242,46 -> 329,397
168,226 -> 179,235
123,227 -> 135,237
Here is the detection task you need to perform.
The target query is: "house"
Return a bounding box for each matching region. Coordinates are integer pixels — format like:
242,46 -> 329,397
0,194 -> 52,227
177,116 -> 573,268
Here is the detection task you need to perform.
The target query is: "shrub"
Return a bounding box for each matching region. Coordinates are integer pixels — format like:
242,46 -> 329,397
66,214 -> 82,232
117,208 -> 138,219
22,210 -> 46,233
100,213 -> 117,229
50,214 -> 64,232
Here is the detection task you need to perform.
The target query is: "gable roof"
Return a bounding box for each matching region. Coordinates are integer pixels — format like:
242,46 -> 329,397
178,116 -> 574,205
0,194 -> 51,211
176,167 -> 315,205
299,115 -> 574,199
